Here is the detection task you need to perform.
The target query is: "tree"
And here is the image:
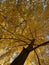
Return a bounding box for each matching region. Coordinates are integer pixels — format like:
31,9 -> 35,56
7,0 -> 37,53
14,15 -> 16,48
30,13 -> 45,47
0,0 -> 49,65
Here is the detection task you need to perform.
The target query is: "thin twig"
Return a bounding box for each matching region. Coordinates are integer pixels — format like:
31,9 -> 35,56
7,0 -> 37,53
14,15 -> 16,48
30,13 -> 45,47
34,50 -> 41,65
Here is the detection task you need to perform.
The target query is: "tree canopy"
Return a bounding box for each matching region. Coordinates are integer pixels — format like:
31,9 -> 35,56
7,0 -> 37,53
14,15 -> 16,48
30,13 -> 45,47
0,0 -> 49,65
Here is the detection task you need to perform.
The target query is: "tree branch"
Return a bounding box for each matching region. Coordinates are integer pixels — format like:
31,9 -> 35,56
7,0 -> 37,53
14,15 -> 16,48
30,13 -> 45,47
0,37 -> 28,44
33,41 -> 49,50
34,50 -> 41,65
0,24 -> 31,41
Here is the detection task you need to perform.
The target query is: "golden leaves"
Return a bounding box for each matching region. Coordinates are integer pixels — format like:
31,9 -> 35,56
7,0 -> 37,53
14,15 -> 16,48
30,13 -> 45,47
0,0 -> 49,65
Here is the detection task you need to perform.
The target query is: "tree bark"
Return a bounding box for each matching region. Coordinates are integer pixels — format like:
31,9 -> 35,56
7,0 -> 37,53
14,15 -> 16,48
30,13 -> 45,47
10,39 -> 35,65
10,48 -> 30,65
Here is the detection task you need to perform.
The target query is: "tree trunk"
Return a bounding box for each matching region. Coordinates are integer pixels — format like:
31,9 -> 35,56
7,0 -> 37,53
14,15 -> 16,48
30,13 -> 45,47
10,39 -> 35,65
10,48 -> 30,65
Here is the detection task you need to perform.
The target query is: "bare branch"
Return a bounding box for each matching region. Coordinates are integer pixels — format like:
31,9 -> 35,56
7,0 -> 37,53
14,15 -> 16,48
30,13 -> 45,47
34,41 -> 49,50
0,37 -> 28,44
34,50 -> 41,65
0,24 -> 31,41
